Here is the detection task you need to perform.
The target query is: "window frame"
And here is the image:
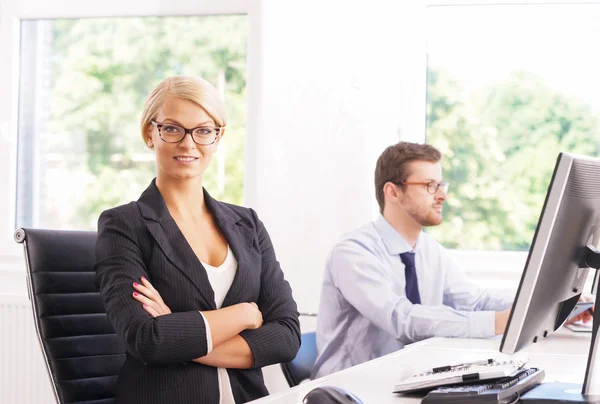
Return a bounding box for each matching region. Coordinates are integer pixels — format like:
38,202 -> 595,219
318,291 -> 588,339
414,0 -> 595,144
0,0 -> 251,260
415,1 -> 598,274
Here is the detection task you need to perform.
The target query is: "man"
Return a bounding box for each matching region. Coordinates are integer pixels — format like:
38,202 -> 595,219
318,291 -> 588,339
311,141 -> 514,379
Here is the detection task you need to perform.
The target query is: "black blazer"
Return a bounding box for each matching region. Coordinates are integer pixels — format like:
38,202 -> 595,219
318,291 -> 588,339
95,180 -> 300,404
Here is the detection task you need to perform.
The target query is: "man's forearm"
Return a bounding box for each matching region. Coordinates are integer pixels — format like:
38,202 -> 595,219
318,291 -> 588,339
193,335 -> 254,369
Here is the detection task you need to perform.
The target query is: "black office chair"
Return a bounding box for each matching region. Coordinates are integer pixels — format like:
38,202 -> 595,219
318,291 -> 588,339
281,331 -> 318,387
15,228 -> 126,404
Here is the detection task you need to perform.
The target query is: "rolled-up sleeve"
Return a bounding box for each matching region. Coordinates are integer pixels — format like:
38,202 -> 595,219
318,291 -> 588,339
330,240 -> 499,343
239,209 -> 301,368
95,209 -> 209,364
441,248 -> 514,316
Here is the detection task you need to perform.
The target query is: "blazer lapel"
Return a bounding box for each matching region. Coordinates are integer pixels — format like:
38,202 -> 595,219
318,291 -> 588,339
204,192 -> 258,308
137,180 -> 216,310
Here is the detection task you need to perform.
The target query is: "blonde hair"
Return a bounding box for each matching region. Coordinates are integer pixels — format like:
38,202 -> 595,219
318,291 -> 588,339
140,76 -> 227,143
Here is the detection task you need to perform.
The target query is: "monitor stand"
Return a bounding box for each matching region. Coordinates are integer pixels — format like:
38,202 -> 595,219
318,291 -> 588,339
521,246 -> 600,403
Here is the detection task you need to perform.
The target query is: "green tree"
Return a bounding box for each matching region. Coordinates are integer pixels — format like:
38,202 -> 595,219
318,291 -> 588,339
47,16 -> 248,229
427,68 -> 600,250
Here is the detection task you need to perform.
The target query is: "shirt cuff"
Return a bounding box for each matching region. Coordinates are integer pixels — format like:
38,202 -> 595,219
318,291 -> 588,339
467,310 -> 496,338
199,311 -> 213,353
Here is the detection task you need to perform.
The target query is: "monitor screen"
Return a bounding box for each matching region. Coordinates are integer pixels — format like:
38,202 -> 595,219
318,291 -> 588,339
501,152 -> 600,355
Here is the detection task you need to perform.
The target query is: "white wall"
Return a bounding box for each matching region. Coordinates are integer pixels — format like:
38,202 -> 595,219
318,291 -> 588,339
246,1 -> 427,313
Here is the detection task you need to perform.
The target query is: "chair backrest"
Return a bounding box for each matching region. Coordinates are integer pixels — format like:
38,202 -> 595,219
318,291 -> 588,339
15,228 -> 126,404
280,331 -> 317,387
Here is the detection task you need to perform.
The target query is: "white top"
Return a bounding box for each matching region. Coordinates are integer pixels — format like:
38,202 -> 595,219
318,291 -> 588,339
203,246 -> 238,308
199,246 -> 238,404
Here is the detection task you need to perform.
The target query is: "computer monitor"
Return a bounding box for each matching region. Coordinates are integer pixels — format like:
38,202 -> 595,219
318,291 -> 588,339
500,152 -> 600,402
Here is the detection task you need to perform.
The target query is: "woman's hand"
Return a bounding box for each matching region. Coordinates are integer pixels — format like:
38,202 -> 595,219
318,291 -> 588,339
133,276 -> 172,317
245,302 -> 263,330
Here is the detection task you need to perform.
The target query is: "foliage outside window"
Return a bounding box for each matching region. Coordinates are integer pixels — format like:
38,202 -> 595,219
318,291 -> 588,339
18,15 -> 247,230
425,5 -> 600,251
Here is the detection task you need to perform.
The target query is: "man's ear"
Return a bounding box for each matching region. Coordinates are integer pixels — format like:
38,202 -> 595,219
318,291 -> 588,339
383,182 -> 400,199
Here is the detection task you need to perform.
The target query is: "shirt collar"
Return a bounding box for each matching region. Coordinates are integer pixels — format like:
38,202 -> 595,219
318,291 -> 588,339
373,213 -> 419,256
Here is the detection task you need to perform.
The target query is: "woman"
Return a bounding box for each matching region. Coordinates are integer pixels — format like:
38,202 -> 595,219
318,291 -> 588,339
95,76 -> 300,404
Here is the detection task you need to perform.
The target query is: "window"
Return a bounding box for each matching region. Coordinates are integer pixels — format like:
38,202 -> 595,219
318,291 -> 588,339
425,3 -> 600,251
17,15 -> 247,230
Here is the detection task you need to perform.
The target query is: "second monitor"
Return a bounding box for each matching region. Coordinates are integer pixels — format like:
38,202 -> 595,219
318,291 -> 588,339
500,152 -> 600,403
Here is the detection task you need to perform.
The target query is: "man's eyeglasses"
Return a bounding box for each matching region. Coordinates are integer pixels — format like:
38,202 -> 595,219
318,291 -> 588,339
151,120 -> 224,145
400,180 -> 449,194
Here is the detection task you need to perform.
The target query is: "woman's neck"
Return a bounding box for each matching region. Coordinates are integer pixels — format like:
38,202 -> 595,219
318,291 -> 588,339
155,176 -> 206,219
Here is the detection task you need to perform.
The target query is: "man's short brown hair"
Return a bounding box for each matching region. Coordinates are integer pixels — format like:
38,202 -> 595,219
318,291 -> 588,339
374,142 -> 442,213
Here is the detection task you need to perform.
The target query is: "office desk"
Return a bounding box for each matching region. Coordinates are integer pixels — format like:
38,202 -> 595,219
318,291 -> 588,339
251,329 -> 592,403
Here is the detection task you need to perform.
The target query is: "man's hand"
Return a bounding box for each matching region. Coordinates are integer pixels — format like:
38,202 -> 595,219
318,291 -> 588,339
566,295 -> 594,325
495,308 -> 511,335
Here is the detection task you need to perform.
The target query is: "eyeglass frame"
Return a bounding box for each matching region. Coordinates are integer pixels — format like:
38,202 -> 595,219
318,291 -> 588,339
399,180 -> 449,194
150,120 -> 225,145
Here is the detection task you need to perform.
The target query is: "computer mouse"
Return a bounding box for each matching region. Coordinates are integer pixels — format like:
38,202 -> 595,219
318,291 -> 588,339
302,385 -> 363,404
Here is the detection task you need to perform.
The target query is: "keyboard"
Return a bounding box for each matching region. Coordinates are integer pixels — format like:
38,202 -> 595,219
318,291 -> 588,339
422,367 -> 545,404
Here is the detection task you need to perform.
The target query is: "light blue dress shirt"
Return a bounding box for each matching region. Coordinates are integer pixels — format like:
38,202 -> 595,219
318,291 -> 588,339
311,214 -> 514,379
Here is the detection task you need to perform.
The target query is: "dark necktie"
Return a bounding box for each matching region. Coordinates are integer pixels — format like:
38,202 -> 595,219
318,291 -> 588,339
400,252 -> 421,304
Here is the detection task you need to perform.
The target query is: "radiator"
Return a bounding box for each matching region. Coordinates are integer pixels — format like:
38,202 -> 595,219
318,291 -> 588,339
0,294 -> 55,404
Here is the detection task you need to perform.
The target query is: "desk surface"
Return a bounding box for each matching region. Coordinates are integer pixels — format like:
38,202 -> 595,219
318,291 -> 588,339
251,329 -> 592,403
